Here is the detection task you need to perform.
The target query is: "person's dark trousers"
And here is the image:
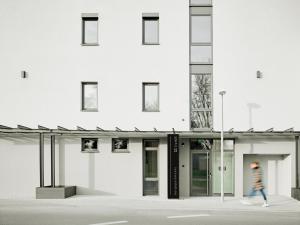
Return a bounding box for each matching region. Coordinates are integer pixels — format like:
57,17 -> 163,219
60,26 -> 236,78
248,188 -> 267,201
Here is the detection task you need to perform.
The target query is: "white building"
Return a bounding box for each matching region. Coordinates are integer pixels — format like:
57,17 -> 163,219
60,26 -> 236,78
0,0 -> 299,200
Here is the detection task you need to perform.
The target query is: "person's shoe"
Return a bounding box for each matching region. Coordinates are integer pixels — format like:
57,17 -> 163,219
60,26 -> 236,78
262,202 -> 269,207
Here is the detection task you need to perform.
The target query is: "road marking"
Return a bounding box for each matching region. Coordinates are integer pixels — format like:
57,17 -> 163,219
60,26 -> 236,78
167,214 -> 210,219
90,221 -> 128,225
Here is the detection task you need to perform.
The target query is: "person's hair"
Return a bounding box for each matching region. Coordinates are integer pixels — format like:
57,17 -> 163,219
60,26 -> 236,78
251,161 -> 259,168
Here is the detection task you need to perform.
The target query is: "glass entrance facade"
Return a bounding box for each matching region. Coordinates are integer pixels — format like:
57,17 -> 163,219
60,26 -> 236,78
190,139 -> 235,196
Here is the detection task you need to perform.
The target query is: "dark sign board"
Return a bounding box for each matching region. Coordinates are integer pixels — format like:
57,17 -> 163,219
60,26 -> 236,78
168,134 -> 179,199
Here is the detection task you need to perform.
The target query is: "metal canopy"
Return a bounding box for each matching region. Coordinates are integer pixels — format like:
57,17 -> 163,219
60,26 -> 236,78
0,125 -> 300,138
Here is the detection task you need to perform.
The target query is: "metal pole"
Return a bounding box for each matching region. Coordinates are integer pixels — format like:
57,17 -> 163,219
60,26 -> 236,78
219,90 -> 226,203
296,136 -> 299,188
39,133 -> 44,187
221,94 -> 224,202
51,135 -> 55,187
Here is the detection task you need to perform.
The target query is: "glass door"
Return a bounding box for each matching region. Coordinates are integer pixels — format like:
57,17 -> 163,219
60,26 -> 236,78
191,152 -> 209,196
143,140 -> 159,195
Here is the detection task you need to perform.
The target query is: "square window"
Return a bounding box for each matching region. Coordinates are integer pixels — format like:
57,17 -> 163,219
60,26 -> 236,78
143,17 -> 159,44
82,17 -> 98,45
81,138 -> 99,153
81,82 -> 98,111
143,83 -> 159,112
112,138 -> 129,153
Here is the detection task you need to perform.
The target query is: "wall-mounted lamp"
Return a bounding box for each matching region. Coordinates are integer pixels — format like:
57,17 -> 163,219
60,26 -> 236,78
256,70 -> 262,79
21,71 -> 28,78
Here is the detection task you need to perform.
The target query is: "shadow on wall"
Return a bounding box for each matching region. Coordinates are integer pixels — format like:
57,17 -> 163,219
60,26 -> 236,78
247,103 -> 261,154
59,137 -> 116,196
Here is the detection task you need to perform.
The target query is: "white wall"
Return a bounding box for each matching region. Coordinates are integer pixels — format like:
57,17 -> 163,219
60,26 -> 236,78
0,135 -> 59,198
63,137 -> 143,197
236,137 -> 295,197
213,0 -> 300,131
0,0 -> 189,131
243,154 -> 291,197
1,0 -> 300,131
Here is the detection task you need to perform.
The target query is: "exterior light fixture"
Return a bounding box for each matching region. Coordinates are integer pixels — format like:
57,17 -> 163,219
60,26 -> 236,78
21,71 -> 28,78
256,70 -> 262,79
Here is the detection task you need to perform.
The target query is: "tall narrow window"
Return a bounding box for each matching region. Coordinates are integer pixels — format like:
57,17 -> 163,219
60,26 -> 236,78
82,14 -> 98,45
81,82 -> 98,111
190,8 -> 212,64
190,73 -> 212,129
143,140 -> 159,195
142,15 -> 159,45
143,83 -> 159,112
190,4 -> 213,130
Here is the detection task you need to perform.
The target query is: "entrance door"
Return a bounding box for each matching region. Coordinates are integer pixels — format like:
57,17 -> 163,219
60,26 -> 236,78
191,152 -> 209,196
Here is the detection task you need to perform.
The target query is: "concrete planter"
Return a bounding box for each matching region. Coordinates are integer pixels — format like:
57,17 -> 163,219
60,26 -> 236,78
36,186 -> 76,199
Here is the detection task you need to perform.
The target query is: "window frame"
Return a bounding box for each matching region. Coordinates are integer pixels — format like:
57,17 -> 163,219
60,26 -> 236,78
112,138 -> 130,153
143,139 -> 160,196
81,15 -> 99,46
142,16 -> 160,45
190,65 -> 213,131
81,82 -> 98,112
142,82 -> 160,112
190,7 -> 213,65
81,138 -> 99,153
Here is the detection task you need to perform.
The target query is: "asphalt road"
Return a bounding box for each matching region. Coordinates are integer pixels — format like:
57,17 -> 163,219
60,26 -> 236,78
1,196 -> 300,225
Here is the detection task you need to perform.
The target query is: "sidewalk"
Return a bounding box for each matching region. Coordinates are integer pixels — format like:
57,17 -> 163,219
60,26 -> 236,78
2,195 -> 297,213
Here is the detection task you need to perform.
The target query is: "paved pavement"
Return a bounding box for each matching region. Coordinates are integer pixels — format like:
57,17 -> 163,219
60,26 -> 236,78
0,195 -> 300,225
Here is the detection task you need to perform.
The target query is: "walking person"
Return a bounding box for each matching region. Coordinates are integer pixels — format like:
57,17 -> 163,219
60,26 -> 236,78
242,161 -> 269,207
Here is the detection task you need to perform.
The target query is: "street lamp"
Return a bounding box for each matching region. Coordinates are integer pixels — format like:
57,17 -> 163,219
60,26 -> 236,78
219,90 -> 226,203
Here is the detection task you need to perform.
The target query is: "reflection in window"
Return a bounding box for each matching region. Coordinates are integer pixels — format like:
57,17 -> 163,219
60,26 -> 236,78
191,74 -> 212,109
82,82 -> 98,111
112,138 -> 129,152
191,111 -> 213,129
190,139 -> 213,150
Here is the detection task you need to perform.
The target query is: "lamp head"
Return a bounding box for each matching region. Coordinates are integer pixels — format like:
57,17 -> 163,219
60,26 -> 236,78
219,90 -> 226,96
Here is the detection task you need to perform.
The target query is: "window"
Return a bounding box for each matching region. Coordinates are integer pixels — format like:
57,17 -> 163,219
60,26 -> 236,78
190,139 -> 213,150
142,15 -> 159,45
190,0 -> 212,5
81,138 -> 99,153
82,14 -> 98,45
143,140 -> 159,195
190,10 -> 212,64
143,83 -> 159,112
192,16 -> 211,43
112,138 -> 129,153
81,82 -> 98,111
190,73 -> 213,129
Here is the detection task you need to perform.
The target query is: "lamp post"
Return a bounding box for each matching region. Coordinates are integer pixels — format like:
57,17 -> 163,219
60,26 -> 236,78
219,90 -> 226,203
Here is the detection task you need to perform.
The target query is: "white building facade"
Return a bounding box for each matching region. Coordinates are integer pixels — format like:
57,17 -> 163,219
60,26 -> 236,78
0,0 -> 300,199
